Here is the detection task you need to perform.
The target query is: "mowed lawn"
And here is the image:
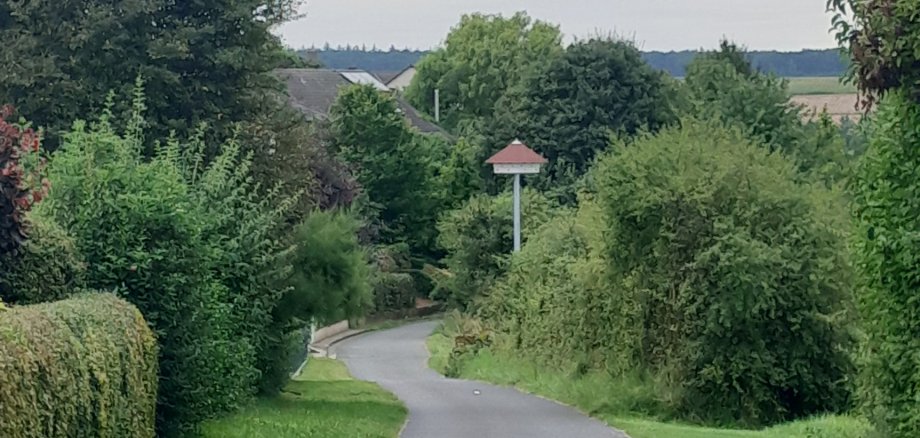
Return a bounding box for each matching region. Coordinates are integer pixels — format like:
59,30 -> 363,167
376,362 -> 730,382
202,358 -> 406,438
786,76 -> 855,95
427,333 -> 871,438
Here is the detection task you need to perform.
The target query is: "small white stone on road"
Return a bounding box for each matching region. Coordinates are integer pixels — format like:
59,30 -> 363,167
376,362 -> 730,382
473,389 -> 481,395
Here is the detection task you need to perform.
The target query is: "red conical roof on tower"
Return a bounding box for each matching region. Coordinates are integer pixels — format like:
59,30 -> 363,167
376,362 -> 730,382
486,139 -> 548,165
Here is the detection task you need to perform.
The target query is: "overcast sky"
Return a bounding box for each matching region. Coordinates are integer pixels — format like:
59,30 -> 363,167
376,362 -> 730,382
277,0 -> 838,52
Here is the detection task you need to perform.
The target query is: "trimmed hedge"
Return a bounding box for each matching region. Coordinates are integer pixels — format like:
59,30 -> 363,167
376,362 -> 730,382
0,293 -> 158,438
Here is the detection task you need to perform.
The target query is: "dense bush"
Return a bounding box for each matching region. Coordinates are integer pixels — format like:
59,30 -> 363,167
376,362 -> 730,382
277,211 -> 371,326
594,121 -> 855,425
370,244 -> 417,313
0,293 -> 158,438
435,189 -> 557,308
829,2 -> 920,436
168,126 -> 300,399
479,198 -> 628,374
0,213 -> 85,304
256,210 -> 372,390
37,101 -> 284,434
851,93 -> 920,437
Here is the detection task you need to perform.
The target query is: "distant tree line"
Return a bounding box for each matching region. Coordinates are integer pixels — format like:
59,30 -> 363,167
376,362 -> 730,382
305,47 -> 847,77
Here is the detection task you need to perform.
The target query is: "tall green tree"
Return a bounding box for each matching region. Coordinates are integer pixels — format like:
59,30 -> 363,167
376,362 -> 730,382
484,37 -> 678,200
406,12 -> 563,132
830,1 -> 920,436
683,41 -> 850,183
684,41 -> 801,152
0,0 -> 300,146
330,85 -> 439,254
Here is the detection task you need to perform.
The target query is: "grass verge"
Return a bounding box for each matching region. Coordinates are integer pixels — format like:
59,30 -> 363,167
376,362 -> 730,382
427,331 -> 871,438
201,357 -> 406,438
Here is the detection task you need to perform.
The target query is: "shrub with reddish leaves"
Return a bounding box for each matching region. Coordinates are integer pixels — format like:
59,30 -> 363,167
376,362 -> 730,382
0,106 -> 49,256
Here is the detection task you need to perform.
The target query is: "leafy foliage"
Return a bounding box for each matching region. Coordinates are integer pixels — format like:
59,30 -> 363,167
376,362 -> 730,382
160,120 -> 303,398
828,0 -> 920,109
259,211 -> 372,391
0,293 -> 158,438
435,189 -> 557,309
0,213 -> 85,304
406,12 -> 563,131
277,211 -> 371,327
684,42 -> 801,153
851,93 -> 920,438
0,0 -> 302,146
240,97 -> 359,217
39,114 -> 249,435
485,37 -> 677,199
828,3 -> 920,436
434,136 -> 485,210
370,243 -> 418,313
35,92 -> 318,433
330,84 -> 441,254
594,121 -> 855,425
683,42 -> 853,183
479,201 -> 618,375
483,121 -> 856,427
0,106 -> 48,256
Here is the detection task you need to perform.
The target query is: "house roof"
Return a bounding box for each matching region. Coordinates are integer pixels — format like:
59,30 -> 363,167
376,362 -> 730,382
277,68 -> 446,135
277,69 -> 348,121
373,65 -> 416,86
486,140 -> 548,165
373,71 -> 401,84
395,98 -> 445,135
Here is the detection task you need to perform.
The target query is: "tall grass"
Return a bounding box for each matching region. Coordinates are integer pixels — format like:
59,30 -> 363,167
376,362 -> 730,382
427,328 -> 872,438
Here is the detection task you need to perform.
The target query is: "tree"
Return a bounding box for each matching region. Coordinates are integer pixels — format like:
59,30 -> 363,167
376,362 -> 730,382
330,85 -> 438,254
0,0 -> 301,147
683,41 -> 851,184
484,37 -> 678,200
830,1 -> 920,435
406,12 -> 563,131
435,137 -> 485,210
591,120 -> 854,425
684,41 -> 801,153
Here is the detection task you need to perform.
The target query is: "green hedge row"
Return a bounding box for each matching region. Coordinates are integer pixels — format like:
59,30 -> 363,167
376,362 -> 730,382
0,293 -> 158,438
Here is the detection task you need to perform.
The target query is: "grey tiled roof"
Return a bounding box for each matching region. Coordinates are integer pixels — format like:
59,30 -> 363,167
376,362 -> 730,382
277,68 -> 447,135
373,71 -> 401,84
396,98 -> 446,134
277,69 -> 349,121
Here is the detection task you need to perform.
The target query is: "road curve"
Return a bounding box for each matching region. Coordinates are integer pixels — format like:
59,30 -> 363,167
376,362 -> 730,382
334,321 -> 627,438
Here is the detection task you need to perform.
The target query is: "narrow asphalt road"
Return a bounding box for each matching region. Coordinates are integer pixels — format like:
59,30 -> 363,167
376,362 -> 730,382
334,321 -> 627,438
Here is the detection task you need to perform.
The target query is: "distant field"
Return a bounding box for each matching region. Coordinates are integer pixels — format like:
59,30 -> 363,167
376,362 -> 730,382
787,77 -> 855,95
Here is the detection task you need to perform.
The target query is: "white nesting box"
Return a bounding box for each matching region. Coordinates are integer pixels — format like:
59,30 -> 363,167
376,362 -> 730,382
492,163 -> 542,174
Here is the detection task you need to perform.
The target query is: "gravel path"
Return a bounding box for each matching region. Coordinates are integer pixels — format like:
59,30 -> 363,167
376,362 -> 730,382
334,321 -> 628,438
